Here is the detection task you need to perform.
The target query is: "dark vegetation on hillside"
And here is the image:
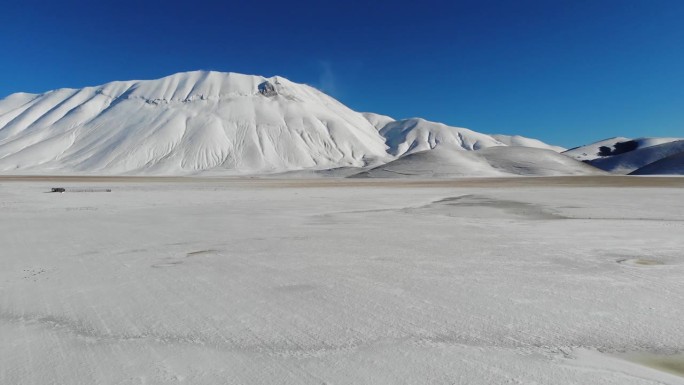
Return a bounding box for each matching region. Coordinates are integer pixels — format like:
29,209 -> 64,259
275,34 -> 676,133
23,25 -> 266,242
598,140 -> 638,157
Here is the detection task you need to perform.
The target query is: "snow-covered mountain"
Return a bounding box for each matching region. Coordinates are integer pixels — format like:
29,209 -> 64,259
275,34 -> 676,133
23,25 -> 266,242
563,137 -> 632,161
563,137 -> 682,161
0,71 -> 613,176
588,140 -> 684,174
563,137 -> 684,174
0,71 -> 390,174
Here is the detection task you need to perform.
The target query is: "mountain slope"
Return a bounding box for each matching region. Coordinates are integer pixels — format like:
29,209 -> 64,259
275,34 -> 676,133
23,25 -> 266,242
563,137 -> 682,162
491,134 -> 566,152
0,71 -> 390,174
587,140 -> 684,174
362,112 -> 395,131
354,147 -> 605,178
631,151 -> 684,175
376,118 -> 506,156
365,115 -> 566,154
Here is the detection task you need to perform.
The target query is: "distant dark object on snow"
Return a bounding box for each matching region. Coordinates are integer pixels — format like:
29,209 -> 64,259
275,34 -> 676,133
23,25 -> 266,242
598,140 -> 638,157
258,81 -> 278,97
48,187 -> 112,193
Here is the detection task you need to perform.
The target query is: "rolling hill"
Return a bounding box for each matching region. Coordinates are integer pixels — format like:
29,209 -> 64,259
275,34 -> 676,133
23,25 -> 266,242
354,147 -> 605,178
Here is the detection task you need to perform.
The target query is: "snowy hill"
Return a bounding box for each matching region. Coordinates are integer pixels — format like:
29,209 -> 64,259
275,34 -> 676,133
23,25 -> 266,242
354,147 -> 605,178
563,137 -> 682,162
364,115 -> 566,155
631,150 -> 684,175
587,140 -> 684,174
376,118 -> 505,156
561,137 -> 684,175
0,71 -> 389,174
563,137 -> 631,161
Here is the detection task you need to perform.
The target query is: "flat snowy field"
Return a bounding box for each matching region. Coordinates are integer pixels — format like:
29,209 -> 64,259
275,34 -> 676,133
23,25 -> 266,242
1,177 -> 683,384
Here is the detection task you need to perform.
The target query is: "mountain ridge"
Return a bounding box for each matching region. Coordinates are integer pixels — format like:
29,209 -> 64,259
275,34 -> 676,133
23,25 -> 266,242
2,70 -> 673,176
0,71 -> 391,174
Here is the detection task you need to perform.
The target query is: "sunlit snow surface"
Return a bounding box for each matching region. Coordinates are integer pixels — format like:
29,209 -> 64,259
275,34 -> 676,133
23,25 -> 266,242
0,72 -> 574,176
2,177 -> 684,384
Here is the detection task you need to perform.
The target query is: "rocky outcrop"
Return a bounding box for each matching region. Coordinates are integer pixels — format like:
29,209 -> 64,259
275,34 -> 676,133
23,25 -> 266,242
258,81 -> 277,97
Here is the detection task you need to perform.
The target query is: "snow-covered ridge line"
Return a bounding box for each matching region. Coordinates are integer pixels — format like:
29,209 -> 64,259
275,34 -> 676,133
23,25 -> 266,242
0,70 -> 636,176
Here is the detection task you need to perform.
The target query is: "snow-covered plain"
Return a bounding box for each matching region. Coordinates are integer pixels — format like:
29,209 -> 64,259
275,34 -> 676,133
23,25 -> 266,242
2,177 -> 684,384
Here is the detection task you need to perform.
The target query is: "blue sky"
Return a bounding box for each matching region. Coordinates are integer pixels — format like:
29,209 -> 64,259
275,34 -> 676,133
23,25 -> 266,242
1,0 -> 682,147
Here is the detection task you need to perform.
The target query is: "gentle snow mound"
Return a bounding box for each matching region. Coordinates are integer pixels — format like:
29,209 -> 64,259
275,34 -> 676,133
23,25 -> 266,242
354,147 -> 604,178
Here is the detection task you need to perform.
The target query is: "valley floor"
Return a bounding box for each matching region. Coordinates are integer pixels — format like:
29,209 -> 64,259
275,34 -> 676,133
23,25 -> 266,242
1,177 -> 683,384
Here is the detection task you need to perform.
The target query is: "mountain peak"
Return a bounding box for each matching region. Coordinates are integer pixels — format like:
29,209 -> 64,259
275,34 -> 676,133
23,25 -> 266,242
0,71 -> 388,174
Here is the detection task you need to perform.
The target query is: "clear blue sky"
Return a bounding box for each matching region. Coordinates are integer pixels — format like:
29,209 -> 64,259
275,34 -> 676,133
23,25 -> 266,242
1,0 -> 682,147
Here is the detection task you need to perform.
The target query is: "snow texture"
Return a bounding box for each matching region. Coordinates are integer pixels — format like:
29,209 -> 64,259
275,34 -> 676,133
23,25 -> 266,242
2,178 -> 684,384
491,134 -> 566,152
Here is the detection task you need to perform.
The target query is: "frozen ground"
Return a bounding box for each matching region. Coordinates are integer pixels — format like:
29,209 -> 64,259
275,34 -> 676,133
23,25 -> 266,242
1,176 -> 684,384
